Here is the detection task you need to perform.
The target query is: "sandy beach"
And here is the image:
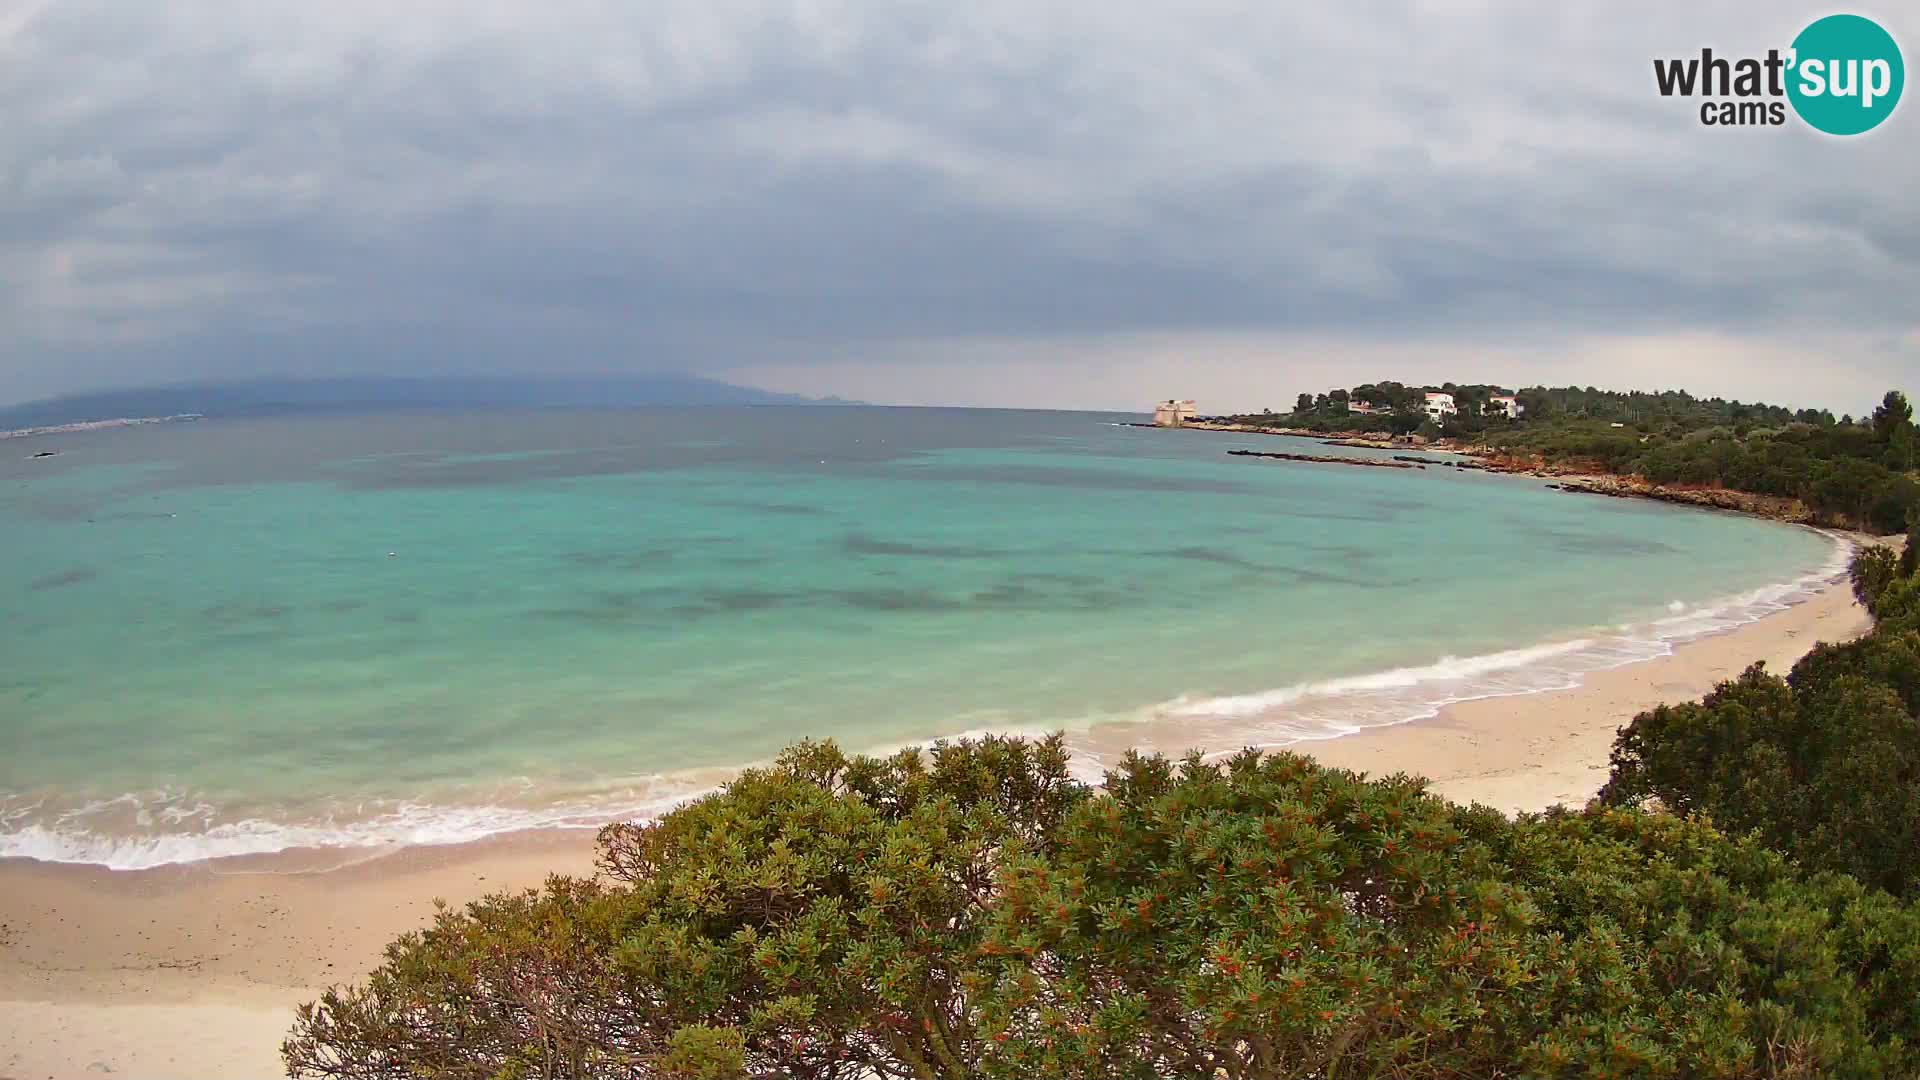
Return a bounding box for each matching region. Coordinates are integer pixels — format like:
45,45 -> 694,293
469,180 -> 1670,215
0,565 -> 1876,1079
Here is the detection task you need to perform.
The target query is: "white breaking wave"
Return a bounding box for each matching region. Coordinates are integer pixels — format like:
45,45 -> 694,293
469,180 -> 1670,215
1090,529 -> 1853,760
0,532 -> 1854,871
1166,637 -> 1603,722
0,785 -> 719,872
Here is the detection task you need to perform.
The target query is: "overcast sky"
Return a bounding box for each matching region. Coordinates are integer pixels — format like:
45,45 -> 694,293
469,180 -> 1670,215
2,0 -> 1915,413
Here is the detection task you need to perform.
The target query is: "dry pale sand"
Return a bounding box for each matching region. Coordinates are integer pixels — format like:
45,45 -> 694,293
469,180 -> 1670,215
0,568 -> 1876,1080
0,831 -> 600,1079
1306,573 -> 1872,812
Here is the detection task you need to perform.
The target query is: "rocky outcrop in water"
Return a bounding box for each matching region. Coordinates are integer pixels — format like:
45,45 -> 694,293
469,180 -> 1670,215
1392,455 -> 1490,471
1227,449 -> 1421,469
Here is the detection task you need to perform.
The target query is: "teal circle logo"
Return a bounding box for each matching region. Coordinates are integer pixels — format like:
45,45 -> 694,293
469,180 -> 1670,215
1787,14 -> 1904,135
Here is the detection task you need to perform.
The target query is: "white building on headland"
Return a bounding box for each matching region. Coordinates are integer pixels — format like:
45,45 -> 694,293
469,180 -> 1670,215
1153,400 -> 1197,427
1422,392 -> 1457,422
1488,394 -> 1523,419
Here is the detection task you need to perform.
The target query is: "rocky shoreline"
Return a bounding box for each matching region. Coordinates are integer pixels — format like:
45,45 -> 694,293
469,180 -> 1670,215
1545,474 -> 1816,524
1470,452 -> 1820,525
1154,422 -> 1824,529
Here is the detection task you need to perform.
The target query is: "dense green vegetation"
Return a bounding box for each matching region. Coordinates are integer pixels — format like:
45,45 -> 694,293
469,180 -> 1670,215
1239,385 -> 1918,533
1256,383 -> 1854,435
1604,523 -> 1920,898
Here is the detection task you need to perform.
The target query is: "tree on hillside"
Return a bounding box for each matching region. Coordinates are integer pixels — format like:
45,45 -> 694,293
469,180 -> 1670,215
1875,391 -> 1915,471
1874,391 -> 1913,442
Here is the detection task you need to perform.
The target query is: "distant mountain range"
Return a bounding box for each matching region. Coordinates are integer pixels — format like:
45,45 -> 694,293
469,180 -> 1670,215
0,376 -> 857,430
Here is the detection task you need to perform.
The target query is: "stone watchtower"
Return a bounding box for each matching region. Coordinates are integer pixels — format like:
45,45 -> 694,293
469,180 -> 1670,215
1153,400 -> 1197,427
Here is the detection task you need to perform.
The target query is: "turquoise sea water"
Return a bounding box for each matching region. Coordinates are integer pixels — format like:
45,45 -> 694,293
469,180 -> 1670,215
0,408 -> 1842,868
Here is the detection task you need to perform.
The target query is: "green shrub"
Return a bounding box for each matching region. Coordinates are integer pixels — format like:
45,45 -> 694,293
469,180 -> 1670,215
1852,546 -> 1902,613
289,738 -> 1920,1079
1605,543 -> 1920,898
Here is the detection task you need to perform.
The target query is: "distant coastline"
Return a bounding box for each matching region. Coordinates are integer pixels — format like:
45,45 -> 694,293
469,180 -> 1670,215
2,413 -> 203,441
1148,422 -> 1831,528
0,375 -> 853,434
1169,383 -> 1917,536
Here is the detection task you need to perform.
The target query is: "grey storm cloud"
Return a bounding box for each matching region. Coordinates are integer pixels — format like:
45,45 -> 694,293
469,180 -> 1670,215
0,0 -> 1916,406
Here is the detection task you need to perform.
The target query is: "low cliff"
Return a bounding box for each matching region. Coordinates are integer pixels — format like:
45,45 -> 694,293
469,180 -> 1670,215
1548,474 -> 1819,526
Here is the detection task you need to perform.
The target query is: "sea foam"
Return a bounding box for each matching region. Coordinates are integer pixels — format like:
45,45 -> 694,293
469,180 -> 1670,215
1097,530 -> 1853,759
0,785 -> 718,872
0,532 -> 1854,871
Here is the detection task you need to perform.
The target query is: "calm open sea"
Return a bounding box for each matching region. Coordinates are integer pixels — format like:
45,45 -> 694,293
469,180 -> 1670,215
0,408 -> 1841,868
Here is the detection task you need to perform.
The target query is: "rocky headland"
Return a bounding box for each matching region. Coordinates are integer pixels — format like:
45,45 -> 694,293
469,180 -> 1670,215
1162,423 -> 1826,528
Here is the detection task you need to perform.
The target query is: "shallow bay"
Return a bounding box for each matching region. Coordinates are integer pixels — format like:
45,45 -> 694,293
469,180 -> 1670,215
0,407 -> 1838,867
